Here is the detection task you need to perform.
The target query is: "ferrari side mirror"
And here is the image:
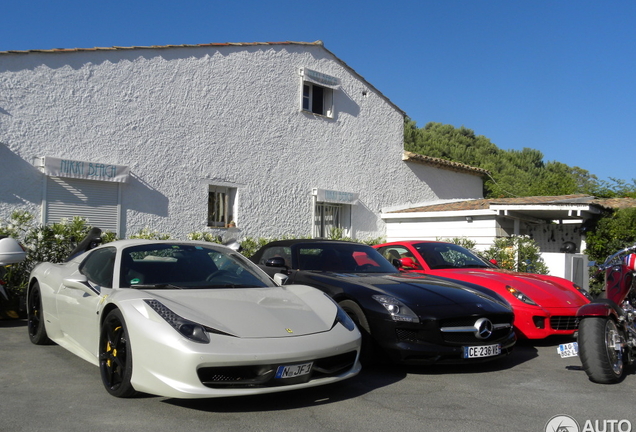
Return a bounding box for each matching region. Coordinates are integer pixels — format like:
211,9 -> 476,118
273,273 -> 288,285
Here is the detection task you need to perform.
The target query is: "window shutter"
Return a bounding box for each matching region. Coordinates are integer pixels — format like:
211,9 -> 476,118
45,177 -> 119,233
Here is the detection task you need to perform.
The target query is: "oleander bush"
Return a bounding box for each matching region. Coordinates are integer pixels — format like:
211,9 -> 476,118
0,211 -> 117,316
440,235 -> 549,274
481,235 -> 549,274
0,210 -> 555,318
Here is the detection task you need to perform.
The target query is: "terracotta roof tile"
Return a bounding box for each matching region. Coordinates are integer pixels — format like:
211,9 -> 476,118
591,197 -> 636,209
0,41 -> 323,55
390,194 -> 636,214
402,151 -> 490,177
394,199 -> 491,213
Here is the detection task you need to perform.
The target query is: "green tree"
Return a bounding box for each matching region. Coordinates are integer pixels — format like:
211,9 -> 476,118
403,119 -> 636,288
403,119 -> 623,199
584,207 -> 636,264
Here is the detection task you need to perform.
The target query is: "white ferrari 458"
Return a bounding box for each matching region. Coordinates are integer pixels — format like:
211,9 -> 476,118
27,229 -> 361,398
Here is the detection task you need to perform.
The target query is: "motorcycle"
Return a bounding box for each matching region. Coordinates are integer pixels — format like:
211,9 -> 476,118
558,244 -> 636,383
0,236 -> 27,319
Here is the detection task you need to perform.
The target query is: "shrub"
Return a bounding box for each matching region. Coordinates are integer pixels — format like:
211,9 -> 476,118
439,235 -> 548,274
0,210 -> 381,315
328,227 -> 384,246
187,231 -> 222,243
481,235 -> 549,274
129,227 -> 171,240
0,211 -> 115,315
437,237 -> 478,251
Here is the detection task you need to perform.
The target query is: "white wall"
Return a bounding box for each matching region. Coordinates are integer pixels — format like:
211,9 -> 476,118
542,252 -> 589,290
384,213 -> 590,284
383,213 -> 499,250
0,43 -> 483,240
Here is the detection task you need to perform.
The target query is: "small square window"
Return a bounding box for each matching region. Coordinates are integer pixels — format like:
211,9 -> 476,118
302,82 -> 333,117
208,186 -> 236,228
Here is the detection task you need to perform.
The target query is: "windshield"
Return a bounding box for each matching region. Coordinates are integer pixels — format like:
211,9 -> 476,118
119,243 -> 275,289
413,243 -> 495,270
295,243 -> 398,274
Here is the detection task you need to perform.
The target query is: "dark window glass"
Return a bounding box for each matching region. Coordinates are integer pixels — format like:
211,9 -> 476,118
295,243 -> 398,274
312,85 -> 324,114
79,247 -> 116,288
119,243 -> 276,289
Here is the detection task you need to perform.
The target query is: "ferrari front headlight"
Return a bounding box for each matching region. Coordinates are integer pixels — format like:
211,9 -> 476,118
335,305 -> 357,331
372,295 -> 419,323
324,293 -> 357,331
506,286 -> 537,306
144,299 -> 210,344
573,283 -> 593,300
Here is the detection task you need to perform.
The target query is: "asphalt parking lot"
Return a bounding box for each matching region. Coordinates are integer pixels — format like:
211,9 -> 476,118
1,319 -> 634,432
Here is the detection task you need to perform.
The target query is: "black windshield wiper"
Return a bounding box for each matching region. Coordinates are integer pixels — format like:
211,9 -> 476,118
133,283 -> 184,290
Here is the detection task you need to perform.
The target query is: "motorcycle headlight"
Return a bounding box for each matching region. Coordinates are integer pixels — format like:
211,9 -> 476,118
506,286 -> 537,306
372,295 -> 420,323
144,299 -> 211,344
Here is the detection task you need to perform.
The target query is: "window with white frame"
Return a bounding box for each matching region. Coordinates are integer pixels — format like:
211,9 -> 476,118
312,188 -> 356,239
302,82 -> 333,117
207,185 -> 236,228
300,68 -> 339,118
314,202 -> 352,238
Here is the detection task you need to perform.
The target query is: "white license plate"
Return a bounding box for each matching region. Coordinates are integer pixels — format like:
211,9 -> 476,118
463,344 -> 501,359
558,342 -> 579,358
275,362 -> 313,379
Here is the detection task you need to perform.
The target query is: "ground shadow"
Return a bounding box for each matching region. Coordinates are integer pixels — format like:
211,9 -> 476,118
163,364 -> 406,412
397,343 -> 539,377
163,340 -> 543,413
519,335 -> 574,347
0,318 -> 27,328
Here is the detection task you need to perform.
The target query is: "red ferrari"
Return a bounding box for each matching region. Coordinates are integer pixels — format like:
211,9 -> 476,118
374,241 -> 592,339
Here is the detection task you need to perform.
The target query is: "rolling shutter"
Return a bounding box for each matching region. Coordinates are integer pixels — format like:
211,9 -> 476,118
45,177 -> 120,233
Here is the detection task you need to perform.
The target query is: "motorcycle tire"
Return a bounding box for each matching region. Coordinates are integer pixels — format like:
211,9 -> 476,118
578,317 -> 625,383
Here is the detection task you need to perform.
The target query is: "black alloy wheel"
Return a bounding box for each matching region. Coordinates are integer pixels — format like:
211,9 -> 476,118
27,282 -> 53,345
99,309 -> 137,398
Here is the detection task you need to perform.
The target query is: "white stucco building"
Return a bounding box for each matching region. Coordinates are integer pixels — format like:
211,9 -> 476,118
0,41 -> 484,240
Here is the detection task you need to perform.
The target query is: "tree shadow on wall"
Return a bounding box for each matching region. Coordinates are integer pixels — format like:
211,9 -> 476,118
120,173 -> 170,232
0,143 -> 43,206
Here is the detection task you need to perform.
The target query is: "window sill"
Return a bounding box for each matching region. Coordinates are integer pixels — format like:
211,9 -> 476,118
300,109 -> 334,119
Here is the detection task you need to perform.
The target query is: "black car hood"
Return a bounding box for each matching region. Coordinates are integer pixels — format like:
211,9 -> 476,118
300,271 -> 512,313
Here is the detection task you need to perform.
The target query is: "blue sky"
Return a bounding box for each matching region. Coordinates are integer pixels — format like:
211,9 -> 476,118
2,0 -> 634,184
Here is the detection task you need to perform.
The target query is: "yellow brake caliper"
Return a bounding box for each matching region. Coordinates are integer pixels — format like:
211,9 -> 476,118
106,326 -> 122,368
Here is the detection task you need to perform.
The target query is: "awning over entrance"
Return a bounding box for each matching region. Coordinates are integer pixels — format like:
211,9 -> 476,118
36,156 -> 130,183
